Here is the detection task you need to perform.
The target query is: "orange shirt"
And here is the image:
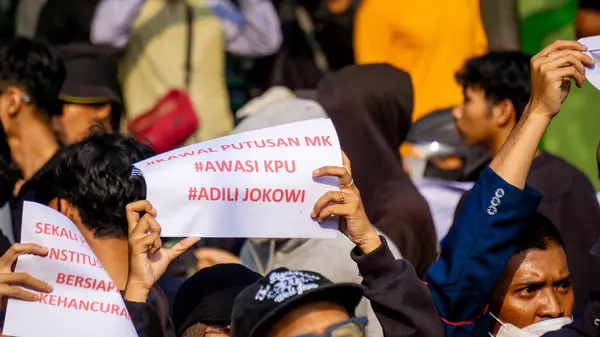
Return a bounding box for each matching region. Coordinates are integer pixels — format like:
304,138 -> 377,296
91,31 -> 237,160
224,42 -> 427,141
355,0 -> 488,121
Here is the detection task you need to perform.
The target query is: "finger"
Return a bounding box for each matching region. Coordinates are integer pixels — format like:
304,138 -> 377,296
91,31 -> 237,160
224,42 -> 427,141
0,244 -> 49,269
312,166 -> 352,187
136,232 -> 161,256
341,151 -> 352,176
316,204 -> 349,222
543,53 -> 586,76
194,248 -> 240,264
164,237 -> 200,261
143,216 -> 163,256
535,40 -> 587,59
312,191 -> 350,218
0,272 -> 53,292
0,284 -> 41,301
130,213 -> 161,239
126,200 -> 156,234
542,50 -> 594,72
554,66 -> 585,87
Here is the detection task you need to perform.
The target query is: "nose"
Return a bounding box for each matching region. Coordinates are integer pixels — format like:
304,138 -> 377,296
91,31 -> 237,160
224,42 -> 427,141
537,289 -> 565,319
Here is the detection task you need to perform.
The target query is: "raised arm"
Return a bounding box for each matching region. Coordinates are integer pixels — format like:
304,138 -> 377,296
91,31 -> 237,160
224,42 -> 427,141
427,40 -> 594,335
220,0 -> 282,56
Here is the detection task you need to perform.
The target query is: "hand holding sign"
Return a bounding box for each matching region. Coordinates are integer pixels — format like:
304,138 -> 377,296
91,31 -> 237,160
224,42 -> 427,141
125,200 -> 200,302
0,244 -> 53,308
529,40 -> 595,117
312,152 -> 381,254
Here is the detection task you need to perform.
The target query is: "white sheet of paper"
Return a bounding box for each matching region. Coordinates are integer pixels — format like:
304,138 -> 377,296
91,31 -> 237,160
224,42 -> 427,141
133,118 -> 342,238
3,201 -> 138,337
578,35 -> 600,90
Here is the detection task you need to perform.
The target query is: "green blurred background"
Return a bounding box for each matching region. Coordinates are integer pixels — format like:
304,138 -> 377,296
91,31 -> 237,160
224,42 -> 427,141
520,0 -> 600,190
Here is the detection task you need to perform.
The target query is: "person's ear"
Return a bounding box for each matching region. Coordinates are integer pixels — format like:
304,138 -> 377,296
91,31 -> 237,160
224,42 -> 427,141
492,98 -> 516,127
59,199 -> 83,224
92,103 -> 111,124
4,86 -> 25,117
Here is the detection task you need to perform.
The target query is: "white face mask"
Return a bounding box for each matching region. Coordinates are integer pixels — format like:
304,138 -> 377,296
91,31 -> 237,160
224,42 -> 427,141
490,312 -> 572,337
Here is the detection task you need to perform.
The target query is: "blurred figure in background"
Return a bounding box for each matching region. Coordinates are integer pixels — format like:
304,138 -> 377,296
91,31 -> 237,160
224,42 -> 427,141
453,51 -> 600,312
404,108 -> 489,242
354,0 -> 487,121
246,0 -> 355,95
54,43 -> 123,144
576,0 -> 600,38
317,64 -> 437,278
92,0 -> 282,142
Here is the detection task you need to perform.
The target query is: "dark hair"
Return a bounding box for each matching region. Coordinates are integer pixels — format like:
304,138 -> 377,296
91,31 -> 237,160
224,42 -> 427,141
514,213 -> 564,254
456,51 -> 531,120
47,131 -> 155,238
0,37 -> 66,117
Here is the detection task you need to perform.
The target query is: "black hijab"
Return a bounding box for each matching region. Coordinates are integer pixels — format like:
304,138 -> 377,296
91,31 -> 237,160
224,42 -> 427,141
317,64 -> 437,278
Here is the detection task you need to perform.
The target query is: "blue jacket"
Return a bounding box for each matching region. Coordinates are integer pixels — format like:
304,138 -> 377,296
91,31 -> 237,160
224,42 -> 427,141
427,166 -> 542,336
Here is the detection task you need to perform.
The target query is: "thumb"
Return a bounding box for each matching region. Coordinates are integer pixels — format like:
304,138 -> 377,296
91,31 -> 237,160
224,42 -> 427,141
164,237 -> 200,261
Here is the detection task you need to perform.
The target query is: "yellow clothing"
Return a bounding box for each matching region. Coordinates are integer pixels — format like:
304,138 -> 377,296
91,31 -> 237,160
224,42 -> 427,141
355,0 -> 488,121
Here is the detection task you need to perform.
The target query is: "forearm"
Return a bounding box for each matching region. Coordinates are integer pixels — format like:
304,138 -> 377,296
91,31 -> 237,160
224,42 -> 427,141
91,0 -> 144,48
224,0 -> 282,56
489,106 -> 551,189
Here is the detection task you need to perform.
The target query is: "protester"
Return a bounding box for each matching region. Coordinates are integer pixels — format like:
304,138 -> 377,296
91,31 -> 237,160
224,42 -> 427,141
92,0 -> 282,142
123,150 -> 443,337
489,214 -> 573,334
54,43 -> 122,144
195,100 -> 403,337
428,39 -> 595,336
354,0 -> 487,120
317,64 -> 437,278
36,132 -> 171,333
172,264 -> 261,336
453,50 -> 600,312
576,0 -> 600,38
0,37 -> 63,245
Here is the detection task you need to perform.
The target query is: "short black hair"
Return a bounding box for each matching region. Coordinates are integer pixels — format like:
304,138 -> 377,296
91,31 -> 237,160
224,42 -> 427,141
47,131 -> 155,238
456,51 -> 531,121
515,213 -> 564,254
0,37 -> 66,117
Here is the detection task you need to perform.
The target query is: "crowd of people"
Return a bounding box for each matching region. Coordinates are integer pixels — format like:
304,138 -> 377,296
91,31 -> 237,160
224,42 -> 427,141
0,1 -> 599,337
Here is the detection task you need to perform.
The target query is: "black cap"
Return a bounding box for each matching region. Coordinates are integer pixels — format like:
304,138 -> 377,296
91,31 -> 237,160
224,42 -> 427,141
230,268 -> 363,337
172,264 -> 261,337
56,43 -> 122,105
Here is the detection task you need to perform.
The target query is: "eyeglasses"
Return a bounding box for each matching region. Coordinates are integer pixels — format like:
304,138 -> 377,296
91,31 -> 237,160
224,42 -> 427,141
206,325 -> 231,334
296,317 -> 368,337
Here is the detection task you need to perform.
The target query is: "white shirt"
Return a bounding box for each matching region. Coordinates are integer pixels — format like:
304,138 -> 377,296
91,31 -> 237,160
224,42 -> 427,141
91,0 -> 282,56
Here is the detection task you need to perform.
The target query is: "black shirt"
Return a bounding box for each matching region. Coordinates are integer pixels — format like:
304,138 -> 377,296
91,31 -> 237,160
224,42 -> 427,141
8,151 -> 63,252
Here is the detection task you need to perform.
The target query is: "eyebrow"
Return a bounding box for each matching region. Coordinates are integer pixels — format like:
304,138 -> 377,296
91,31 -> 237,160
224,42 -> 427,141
513,273 -> 572,289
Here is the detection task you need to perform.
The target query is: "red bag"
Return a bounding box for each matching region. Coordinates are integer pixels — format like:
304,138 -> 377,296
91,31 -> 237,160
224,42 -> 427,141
127,4 -> 198,154
127,89 -> 199,154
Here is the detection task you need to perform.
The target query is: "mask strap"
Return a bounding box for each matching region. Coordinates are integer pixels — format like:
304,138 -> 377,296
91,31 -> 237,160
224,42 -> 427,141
488,312 -> 508,337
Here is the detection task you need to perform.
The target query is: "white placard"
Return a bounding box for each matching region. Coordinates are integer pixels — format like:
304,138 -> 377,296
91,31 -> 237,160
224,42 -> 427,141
133,118 -> 342,238
579,35 -> 600,90
3,201 -> 138,337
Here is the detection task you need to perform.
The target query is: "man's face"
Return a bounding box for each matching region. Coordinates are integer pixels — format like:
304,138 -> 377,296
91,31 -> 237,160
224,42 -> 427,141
53,103 -> 110,145
453,86 -> 496,146
267,301 -> 352,337
491,243 -> 574,332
